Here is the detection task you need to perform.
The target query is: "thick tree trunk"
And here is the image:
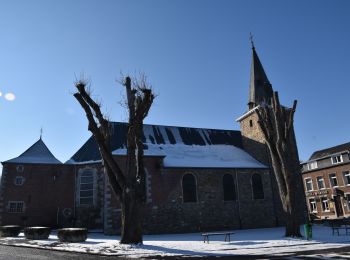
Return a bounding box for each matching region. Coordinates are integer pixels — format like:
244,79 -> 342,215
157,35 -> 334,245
120,188 -> 143,244
284,192 -> 302,237
74,76 -> 154,244
257,92 -> 306,238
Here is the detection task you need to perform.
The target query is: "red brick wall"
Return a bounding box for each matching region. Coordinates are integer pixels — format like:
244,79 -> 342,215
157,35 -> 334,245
302,162 -> 350,219
0,163 -> 75,227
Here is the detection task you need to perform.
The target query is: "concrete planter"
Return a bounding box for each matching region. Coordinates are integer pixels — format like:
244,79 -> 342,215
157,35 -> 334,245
0,225 -> 21,237
57,228 -> 88,242
24,227 -> 51,240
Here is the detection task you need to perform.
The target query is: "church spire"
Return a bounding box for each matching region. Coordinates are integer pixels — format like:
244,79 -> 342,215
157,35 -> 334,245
248,41 -> 273,110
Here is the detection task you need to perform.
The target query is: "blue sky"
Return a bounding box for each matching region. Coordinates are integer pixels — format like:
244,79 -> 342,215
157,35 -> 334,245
0,0 -> 349,164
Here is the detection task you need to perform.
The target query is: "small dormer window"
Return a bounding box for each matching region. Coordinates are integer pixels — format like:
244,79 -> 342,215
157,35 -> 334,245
331,155 -> 343,164
307,161 -> 318,170
14,176 -> 25,186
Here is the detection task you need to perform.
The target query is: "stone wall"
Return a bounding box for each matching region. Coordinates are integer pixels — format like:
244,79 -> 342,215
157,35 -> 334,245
239,112 -> 269,165
104,160 -> 279,235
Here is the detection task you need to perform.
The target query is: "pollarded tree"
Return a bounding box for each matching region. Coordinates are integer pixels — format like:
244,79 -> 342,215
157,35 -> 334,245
74,75 -> 154,244
256,91 -> 306,237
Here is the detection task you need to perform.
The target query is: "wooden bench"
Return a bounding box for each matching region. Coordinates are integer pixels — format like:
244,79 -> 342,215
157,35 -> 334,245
330,220 -> 350,236
201,232 -> 235,243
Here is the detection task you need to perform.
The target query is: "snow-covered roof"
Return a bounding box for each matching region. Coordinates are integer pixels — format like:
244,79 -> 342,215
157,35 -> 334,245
69,122 -> 243,163
113,144 -> 266,169
4,138 -> 62,164
68,122 -> 266,169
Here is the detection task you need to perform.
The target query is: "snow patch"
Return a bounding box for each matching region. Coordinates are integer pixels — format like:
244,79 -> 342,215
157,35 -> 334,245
0,225 -> 349,258
113,144 -> 266,168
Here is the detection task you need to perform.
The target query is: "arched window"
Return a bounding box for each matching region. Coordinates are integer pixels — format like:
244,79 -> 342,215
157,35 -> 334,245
252,174 -> 264,199
182,173 -> 197,203
79,169 -> 95,206
223,174 -> 236,201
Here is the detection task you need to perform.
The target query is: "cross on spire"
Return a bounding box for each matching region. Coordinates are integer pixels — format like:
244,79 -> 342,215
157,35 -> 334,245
40,128 -> 43,140
249,32 -> 255,49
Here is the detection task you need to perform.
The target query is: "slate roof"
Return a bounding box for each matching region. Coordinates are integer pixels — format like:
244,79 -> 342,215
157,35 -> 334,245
113,144 -> 267,169
309,142 -> 350,160
248,46 -> 273,107
68,122 -> 244,163
4,138 -> 62,164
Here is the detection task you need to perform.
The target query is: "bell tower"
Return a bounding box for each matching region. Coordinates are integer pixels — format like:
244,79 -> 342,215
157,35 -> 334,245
236,43 -> 273,164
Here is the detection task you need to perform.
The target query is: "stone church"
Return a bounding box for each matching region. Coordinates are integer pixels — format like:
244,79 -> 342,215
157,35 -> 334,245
0,46 -> 287,234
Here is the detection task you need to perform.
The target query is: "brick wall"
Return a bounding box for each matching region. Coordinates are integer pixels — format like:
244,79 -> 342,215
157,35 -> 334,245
303,162 -> 350,219
0,163 -> 75,227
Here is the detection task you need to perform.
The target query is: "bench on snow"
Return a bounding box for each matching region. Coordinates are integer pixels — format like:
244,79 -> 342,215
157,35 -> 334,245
201,232 -> 235,243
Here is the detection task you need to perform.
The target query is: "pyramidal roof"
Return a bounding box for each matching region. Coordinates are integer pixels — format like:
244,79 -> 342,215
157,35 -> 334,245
248,46 -> 273,108
4,138 -> 62,164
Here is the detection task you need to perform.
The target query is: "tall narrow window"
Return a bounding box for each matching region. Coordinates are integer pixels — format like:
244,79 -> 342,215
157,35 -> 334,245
346,194 -> 350,210
79,169 -> 94,206
329,173 -> 338,187
305,178 -> 313,191
309,198 -> 317,213
223,174 -> 236,201
182,173 -> 197,203
252,174 -> 264,199
316,176 -> 325,190
343,171 -> 350,185
321,197 -> 330,211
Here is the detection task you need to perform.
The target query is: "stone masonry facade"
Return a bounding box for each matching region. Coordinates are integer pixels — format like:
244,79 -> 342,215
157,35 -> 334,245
103,160 -> 278,235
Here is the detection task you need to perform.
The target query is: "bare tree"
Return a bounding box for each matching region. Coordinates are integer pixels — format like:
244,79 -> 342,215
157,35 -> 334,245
74,75 -> 154,244
256,92 -> 306,237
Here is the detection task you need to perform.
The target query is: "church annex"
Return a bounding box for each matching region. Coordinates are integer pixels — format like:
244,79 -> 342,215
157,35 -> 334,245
0,46 -> 287,234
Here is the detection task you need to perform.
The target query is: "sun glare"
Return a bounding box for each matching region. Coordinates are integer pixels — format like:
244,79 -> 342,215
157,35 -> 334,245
4,93 -> 15,101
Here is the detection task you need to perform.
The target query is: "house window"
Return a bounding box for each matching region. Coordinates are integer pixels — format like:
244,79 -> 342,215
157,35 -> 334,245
346,194 -> 350,210
223,174 -> 236,201
332,155 -> 343,164
307,161 -> 318,170
316,176 -> 325,190
252,174 -> 264,199
305,178 -> 313,191
309,198 -> 317,213
182,173 -> 197,203
7,201 -> 24,213
343,171 -> 350,185
329,173 -> 338,187
249,120 -> 253,127
16,165 -> 24,173
14,176 -> 25,186
79,169 -> 94,206
321,197 -> 330,212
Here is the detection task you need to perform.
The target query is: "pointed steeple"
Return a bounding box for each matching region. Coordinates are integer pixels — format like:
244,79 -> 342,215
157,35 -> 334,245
248,44 -> 273,110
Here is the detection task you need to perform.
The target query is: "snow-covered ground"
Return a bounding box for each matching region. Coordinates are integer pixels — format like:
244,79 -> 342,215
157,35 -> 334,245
0,225 -> 350,258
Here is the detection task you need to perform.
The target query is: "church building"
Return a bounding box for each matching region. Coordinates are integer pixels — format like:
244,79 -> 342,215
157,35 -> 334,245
0,46 -> 288,234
